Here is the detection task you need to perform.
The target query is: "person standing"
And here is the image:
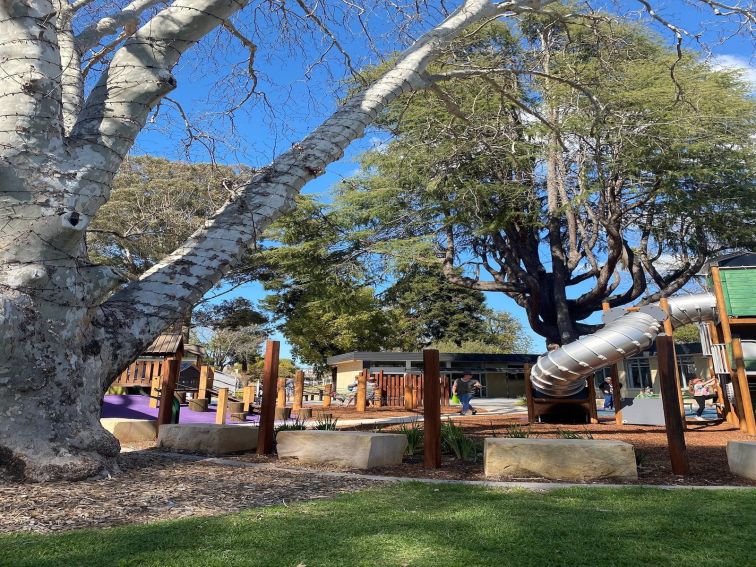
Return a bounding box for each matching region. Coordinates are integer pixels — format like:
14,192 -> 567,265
598,377 -> 614,410
452,373 -> 481,416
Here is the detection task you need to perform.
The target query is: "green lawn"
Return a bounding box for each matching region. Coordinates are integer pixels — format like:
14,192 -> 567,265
1,483 -> 754,567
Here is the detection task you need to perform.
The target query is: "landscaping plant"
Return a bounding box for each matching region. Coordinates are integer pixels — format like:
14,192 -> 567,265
397,420 -> 423,455
441,420 -> 482,462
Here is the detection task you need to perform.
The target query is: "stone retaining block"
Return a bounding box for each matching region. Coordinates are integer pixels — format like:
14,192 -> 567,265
727,440 -> 756,480
484,438 -> 637,482
158,424 -> 259,455
276,431 -> 407,469
101,418 -> 157,443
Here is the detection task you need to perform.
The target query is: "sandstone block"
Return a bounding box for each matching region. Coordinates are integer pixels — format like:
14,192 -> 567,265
276,431 -> 407,469
101,418 -> 158,443
228,401 -> 245,414
158,424 -> 259,455
727,441 -> 756,480
484,438 -> 637,482
189,398 -> 209,412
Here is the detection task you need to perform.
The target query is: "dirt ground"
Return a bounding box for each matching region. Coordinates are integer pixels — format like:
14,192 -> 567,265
349,415 -> 756,487
2,413 -> 753,535
0,451 -> 371,534
304,404 -> 479,420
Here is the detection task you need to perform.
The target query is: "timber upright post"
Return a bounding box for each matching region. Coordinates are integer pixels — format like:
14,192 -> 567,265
732,338 -> 756,435
660,297 -> 687,427
656,336 -> 690,475
602,303 -> 624,425
215,387 -> 229,424
356,369 -> 368,412
322,384 -> 332,408
157,359 -> 180,429
276,376 -> 286,408
293,370 -> 305,411
242,385 -> 254,413
403,374 -> 413,411
423,349 -> 441,468
198,365 -> 210,401
258,340 -> 280,455
711,266 -> 748,431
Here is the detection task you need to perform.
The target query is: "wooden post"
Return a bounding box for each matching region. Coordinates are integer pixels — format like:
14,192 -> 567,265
322,383 -> 332,408
198,365 -> 210,400
656,336 -> 689,475
602,302 -> 624,425
523,364 -> 535,423
149,362 -> 162,409
708,322 -> 738,426
373,370 -> 384,407
293,370 -> 305,411
157,359 -> 179,429
412,375 -> 420,409
215,387 -> 229,424
711,267 -> 747,431
732,338 -> 756,435
423,349 -> 441,469
659,297 -> 686,426
587,376 -> 599,424
276,377 -> 286,408
403,374 -> 413,411
356,369 -> 367,412
258,340 -> 280,455
242,385 -> 254,412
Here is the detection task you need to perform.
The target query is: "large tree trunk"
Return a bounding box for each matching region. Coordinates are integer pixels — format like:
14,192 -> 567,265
1,0 -> 532,481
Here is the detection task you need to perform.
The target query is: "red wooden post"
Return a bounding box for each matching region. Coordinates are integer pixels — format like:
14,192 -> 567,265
657,336 -> 690,475
257,340 -> 280,455
157,359 -> 180,429
423,349 -> 441,469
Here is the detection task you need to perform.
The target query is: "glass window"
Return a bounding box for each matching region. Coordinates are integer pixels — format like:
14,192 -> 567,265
626,358 -> 652,389
677,355 -> 697,388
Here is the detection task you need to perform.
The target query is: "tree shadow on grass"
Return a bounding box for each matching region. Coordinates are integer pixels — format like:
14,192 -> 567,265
2,483 -> 754,567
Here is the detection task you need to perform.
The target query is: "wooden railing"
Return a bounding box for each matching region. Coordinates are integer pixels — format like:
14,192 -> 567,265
113,359 -> 164,388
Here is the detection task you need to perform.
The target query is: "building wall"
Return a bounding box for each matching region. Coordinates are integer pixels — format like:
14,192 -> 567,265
335,360 -> 365,392
485,372 -> 508,397
616,354 -> 709,398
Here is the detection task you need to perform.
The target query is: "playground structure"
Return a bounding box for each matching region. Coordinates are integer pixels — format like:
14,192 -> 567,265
525,253 -> 756,437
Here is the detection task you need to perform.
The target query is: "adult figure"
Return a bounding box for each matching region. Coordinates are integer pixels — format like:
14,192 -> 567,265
598,377 -> 614,410
452,373 -> 481,416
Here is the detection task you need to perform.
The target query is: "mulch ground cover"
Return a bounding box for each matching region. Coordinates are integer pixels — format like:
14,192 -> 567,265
305,404 -> 479,420
344,415 -> 756,486
0,451 -> 371,534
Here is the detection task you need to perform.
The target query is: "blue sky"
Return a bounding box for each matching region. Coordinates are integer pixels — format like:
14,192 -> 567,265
130,1 -> 755,361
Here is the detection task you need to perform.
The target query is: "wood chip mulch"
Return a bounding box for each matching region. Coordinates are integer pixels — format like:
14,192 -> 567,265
0,451 -> 372,535
352,416 -> 756,486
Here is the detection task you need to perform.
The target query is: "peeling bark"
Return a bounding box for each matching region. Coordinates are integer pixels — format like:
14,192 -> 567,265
0,0 -> 545,481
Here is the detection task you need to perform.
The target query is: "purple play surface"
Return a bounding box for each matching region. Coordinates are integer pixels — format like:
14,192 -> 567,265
102,395 -> 259,425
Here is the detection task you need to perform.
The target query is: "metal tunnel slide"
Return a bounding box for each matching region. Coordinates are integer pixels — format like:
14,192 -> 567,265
530,293 -> 719,398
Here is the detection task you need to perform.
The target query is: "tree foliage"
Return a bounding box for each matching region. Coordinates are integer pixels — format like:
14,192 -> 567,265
334,18 -> 755,347
89,156 -> 248,278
